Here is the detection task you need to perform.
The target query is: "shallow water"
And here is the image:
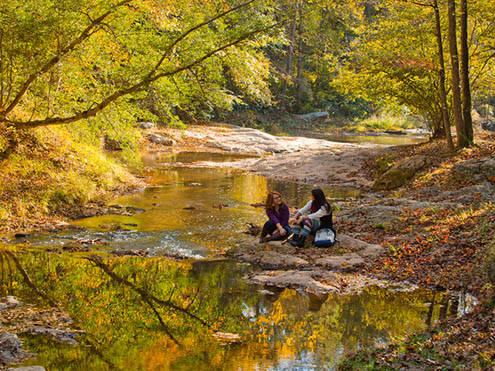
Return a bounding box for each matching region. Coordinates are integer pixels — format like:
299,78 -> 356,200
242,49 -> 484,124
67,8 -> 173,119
323,133 -> 427,146
20,156 -> 360,256
2,151 -> 474,370
0,252 -> 473,371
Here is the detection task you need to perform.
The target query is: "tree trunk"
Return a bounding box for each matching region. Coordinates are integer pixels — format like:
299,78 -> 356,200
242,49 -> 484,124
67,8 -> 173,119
459,0 -> 473,143
433,0 -> 454,150
296,3 -> 304,113
447,0 -> 468,148
280,0 -> 299,112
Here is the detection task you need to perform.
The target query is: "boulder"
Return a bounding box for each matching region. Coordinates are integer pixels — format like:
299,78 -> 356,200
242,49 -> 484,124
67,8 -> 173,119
139,121 -> 155,129
148,133 -> 175,146
0,296 -> 22,310
104,136 -> 122,151
0,333 -> 28,364
481,120 -> 495,132
373,155 -> 429,190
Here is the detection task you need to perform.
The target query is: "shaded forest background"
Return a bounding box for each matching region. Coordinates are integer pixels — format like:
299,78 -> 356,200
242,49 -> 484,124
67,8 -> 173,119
2,0 -> 495,145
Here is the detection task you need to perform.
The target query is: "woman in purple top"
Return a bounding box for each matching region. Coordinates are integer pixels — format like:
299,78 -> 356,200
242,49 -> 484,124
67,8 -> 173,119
259,191 -> 291,243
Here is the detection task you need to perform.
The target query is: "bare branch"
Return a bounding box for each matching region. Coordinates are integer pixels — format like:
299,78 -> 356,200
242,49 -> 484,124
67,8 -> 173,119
4,250 -> 57,307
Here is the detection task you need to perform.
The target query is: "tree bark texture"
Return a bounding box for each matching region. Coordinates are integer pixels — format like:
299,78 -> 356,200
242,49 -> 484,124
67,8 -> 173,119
296,3 -> 304,113
459,0 -> 473,143
280,0 -> 299,112
433,0 -> 454,150
447,0 -> 468,148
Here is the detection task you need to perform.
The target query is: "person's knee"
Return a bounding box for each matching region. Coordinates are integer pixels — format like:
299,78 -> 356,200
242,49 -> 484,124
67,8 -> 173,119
264,220 -> 276,229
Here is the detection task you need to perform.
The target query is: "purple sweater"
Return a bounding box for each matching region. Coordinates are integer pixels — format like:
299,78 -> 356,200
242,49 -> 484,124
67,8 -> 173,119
266,204 -> 290,227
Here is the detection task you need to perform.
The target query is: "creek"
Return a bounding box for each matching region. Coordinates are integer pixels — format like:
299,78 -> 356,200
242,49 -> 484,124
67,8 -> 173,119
1,148 -> 475,370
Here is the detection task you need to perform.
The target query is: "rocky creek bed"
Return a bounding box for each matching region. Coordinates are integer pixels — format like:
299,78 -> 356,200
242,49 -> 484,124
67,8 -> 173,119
1,124 -> 494,369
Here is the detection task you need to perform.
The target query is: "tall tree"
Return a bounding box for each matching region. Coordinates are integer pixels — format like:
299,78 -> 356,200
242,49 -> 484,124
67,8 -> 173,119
280,0 -> 300,112
433,0 -> 454,149
447,0 -> 468,147
459,0 -> 473,143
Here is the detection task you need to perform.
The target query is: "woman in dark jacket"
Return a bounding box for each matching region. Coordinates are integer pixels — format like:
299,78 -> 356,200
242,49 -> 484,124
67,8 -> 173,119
289,188 -> 333,247
259,191 -> 290,243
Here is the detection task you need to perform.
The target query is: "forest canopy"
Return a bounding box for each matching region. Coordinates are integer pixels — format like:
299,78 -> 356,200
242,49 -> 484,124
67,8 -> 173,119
1,0 -> 495,148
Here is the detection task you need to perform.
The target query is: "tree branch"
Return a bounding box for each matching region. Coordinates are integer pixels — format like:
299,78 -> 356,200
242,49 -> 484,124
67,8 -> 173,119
0,0 -> 133,119
9,17 -> 285,129
86,256 -> 208,327
4,250 -> 57,307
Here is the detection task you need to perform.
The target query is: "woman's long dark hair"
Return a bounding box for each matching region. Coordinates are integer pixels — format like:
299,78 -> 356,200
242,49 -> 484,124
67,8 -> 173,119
311,188 -> 331,213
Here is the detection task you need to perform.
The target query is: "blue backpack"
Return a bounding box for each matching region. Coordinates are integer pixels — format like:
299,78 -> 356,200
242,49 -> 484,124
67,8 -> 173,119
313,228 -> 336,248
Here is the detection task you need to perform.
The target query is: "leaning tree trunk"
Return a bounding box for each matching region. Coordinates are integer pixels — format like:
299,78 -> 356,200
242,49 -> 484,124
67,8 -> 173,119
447,0 -> 468,148
433,0 -> 454,150
459,0 -> 473,143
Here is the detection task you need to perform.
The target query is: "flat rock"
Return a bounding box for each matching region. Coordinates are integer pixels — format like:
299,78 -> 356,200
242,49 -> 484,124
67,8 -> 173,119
28,327 -> 78,345
373,154 -> 430,190
432,182 -> 495,204
229,233 -> 384,272
8,367 -> 46,371
454,157 -> 495,177
0,333 -> 29,364
248,271 -> 340,293
257,251 -> 309,268
247,270 -> 408,294
336,234 -> 384,256
315,253 -> 364,270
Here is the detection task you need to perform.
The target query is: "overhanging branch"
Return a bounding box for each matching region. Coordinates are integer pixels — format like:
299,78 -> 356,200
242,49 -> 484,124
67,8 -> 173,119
9,17 -> 285,130
0,0 -> 133,119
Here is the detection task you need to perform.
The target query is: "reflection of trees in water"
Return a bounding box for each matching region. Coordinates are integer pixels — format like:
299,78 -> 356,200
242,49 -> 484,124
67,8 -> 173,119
0,250 -> 258,369
0,249 -> 462,370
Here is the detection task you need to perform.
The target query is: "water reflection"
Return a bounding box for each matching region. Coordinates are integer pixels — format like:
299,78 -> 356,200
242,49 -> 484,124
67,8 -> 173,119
31,166 -> 357,255
0,250 -> 470,371
158,151 -> 259,164
323,133 -> 427,146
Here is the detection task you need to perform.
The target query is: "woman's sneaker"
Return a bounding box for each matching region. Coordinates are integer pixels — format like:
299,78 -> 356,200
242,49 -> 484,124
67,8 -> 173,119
289,235 -> 300,246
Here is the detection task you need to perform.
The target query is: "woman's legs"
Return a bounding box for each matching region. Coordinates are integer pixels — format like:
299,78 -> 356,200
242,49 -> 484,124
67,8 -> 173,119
260,220 -> 277,242
290,219 -> 319,247
261,220 -> 277,237
300,219 -> 313,238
